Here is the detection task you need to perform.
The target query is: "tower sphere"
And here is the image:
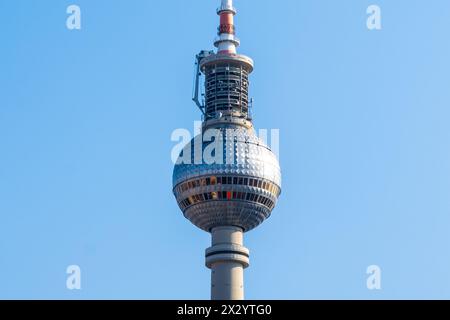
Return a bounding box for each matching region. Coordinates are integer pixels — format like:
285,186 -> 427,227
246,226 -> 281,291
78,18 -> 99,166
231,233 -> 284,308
173,125 -> 281,232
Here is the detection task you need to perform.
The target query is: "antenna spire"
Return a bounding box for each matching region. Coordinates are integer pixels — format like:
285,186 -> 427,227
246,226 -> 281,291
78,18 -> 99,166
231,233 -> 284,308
214,0 -> 240,54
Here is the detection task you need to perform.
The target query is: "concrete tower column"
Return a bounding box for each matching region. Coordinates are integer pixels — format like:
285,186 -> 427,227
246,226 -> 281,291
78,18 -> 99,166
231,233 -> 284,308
205,226 -> 250,300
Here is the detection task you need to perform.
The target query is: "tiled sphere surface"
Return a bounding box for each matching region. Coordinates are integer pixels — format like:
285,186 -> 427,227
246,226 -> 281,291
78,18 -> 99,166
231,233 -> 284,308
173,126 -> 281,232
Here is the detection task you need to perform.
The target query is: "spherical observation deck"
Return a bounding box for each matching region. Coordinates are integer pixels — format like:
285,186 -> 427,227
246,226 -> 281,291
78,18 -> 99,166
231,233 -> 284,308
172,125 -> 281,232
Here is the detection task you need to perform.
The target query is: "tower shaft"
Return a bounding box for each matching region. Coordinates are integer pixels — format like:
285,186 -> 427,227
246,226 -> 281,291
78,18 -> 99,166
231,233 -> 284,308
206,226 -> 249,300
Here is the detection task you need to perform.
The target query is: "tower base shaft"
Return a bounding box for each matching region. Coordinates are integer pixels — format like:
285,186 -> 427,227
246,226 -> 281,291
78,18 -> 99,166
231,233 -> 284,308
205,226 -> 250,300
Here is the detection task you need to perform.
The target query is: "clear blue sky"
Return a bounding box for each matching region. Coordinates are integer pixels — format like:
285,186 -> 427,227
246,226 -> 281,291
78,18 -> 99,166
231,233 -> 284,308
1,0 -> 450,299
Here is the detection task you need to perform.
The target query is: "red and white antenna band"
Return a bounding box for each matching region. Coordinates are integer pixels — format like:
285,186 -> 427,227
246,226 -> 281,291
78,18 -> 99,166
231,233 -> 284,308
214,0 -> 240,54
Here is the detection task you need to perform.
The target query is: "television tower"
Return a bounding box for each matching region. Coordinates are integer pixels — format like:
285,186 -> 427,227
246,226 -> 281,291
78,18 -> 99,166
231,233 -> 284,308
173,0 -> 282,300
